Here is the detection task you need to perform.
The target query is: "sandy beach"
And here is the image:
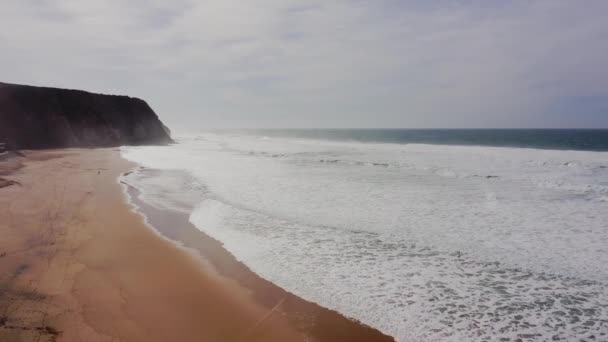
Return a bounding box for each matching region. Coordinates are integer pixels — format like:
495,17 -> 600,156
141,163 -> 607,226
0,149 -> 393,342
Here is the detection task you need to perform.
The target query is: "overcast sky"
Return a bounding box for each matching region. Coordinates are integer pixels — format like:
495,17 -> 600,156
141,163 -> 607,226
2,0 -> 607,129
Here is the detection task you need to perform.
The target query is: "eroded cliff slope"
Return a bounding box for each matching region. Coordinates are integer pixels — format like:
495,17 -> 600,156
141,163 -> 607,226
0,82 -> 172,149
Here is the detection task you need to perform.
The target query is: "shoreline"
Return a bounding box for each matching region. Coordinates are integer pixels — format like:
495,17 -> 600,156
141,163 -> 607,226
121,170 -> 394,342
0,148 -> 393,341
0,149 -> 305,341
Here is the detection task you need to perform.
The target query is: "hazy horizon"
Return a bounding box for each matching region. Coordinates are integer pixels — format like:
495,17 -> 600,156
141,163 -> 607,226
2,0 -> 607,130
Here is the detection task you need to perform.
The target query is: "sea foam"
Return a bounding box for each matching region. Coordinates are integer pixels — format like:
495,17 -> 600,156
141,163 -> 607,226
122,132 -> 608,341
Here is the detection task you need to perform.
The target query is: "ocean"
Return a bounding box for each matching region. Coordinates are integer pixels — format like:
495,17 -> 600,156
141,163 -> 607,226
121,129 -> 608,341
235,129 -> 608,151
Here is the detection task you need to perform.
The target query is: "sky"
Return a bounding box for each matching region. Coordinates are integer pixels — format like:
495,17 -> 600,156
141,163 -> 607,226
1,0 -> 607,130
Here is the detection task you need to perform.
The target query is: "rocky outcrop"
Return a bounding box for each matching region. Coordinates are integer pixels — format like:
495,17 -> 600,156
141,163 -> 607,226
0,82 -> 173,149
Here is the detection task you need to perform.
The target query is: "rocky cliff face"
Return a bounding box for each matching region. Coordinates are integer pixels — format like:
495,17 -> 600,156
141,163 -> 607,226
0,82 -> 173,149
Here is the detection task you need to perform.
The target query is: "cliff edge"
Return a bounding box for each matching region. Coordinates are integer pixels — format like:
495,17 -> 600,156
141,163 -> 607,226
0,82 -> 173,149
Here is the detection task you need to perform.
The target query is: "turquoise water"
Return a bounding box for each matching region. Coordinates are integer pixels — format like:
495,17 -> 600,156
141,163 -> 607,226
232,129 -> 608,151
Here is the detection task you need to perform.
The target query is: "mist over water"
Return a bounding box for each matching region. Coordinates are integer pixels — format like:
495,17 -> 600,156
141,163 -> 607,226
122,130 -> 608,341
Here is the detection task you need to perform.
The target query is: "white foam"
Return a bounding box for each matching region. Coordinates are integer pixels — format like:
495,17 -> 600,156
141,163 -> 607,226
121,133 -> 608,341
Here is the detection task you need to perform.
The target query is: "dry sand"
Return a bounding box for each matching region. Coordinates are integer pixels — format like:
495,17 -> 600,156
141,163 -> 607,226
0,149 -> 394,342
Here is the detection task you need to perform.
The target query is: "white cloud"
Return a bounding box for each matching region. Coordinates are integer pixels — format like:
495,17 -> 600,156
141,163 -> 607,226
1,0 -> 607,129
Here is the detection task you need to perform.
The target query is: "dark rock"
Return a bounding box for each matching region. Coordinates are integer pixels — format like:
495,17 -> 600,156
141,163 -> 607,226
0,82 -> 173,149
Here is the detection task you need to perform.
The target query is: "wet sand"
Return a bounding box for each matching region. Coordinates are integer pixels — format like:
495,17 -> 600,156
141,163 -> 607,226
0,149 -> 394,341
124,177 -> 394,342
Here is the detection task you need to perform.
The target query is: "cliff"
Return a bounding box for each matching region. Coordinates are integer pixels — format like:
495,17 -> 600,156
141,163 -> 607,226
0,82 -> 173,149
